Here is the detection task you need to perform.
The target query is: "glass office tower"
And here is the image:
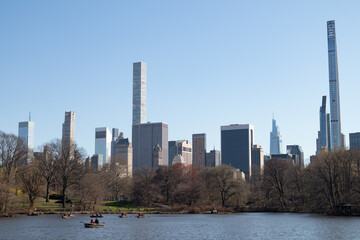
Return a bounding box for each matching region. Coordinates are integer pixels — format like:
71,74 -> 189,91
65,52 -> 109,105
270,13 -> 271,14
270,118 -> 282,154
18,121 -> 35,164
221,124 -> 254,178
327,20 -> 342,149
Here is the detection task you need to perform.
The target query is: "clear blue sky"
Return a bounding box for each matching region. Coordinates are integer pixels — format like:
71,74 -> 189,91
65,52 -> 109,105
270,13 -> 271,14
1,0 -> 360,164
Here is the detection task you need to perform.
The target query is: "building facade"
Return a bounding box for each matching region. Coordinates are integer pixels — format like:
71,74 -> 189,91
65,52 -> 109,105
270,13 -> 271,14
18,121 -> 35,164
318,96 -> 330,153
168,141 -> 177,166
62,111 -> 75,147
167,140 -> 192,166
350,132 -> 360,149
270,118 -> 282,154
132,62 -> 147,125
91,154 -> 103,172
95,127 -> 112,166
112,134 -> 133,177
206,149 -> 221,167
132,122 -> 168,170
327,20 -> 342,149
221,124 -> 254,178
286,145 -> 304,166
192,133 -> 206,168
251,145 -> 264,177
152,144 -> 163,169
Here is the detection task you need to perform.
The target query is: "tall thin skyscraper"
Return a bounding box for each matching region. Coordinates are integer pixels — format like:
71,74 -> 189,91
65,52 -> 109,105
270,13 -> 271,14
327,20 -> 342,149
270,118 -> 282,154
18,120 -> 35,164
132,62 -> 147,125
62,111 -> 75,149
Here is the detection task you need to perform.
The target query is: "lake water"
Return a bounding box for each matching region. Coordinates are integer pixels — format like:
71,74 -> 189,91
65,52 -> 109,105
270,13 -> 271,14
0,213 -> 359,240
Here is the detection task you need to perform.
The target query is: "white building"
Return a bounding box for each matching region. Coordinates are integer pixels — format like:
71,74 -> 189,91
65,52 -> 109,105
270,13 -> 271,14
95,127 -> 112,166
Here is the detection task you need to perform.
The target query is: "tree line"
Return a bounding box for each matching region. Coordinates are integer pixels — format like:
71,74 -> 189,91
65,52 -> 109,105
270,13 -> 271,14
1,130 -> 360,215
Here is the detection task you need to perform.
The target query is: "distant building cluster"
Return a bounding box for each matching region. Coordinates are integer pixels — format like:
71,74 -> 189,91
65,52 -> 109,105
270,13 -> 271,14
17,20 -> 360,179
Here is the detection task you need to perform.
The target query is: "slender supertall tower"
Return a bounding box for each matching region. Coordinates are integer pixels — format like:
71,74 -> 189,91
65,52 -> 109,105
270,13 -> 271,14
62,111 -> 75,150
270,117 -> 282,155
132,62 -> 147,125
327,20 -> 342,149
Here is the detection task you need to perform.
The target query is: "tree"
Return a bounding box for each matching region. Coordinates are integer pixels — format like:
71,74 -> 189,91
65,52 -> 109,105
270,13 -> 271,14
202,165 -> 247,207
103,157 -> 131,200
0,132 -> 26,182
37,145 -> 56,202
0,132 -> 27,214
173,165 -> 202,206
70,172 -> 106,211
262,159 -> 290,209
50,139 -> 85,208
18,161 -> 44,214
132,167 -> 157,205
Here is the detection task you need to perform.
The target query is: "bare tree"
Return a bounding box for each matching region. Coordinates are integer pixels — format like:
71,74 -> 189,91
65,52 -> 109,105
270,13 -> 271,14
132,167 -> 157,205
37,145 -> 56,202
173,165 -> 202,206
49,139 -> 85,208
18,161 -> 44,214
70,172 -> 106,211
202,165 -> 247,207
262,159 -> 290,209
103,159 -> 131,200
0,132 -> 27,214
0,132 -> 26,182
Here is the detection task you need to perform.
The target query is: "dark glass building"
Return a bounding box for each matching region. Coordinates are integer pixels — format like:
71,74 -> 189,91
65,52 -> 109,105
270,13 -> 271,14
221,124 -> 254,178
349,133 -> 360,150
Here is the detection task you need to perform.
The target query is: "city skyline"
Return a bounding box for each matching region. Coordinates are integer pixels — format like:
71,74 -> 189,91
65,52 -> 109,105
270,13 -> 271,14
2,1 -> 360,164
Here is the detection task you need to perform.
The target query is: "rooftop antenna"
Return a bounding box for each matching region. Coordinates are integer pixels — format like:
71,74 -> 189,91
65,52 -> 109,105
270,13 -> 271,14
272,112 -> 274,120
29,112 -> 31,122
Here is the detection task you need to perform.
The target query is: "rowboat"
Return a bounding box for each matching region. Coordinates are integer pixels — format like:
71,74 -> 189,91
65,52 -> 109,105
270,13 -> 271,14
119,213 -> 128,218
84,223 -> 104,228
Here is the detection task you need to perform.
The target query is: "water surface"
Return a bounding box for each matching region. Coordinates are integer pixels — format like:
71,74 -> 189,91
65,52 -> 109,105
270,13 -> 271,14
0,213 -> 359,240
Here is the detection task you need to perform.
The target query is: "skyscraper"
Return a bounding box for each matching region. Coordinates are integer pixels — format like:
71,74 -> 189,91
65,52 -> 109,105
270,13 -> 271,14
62,111 -> 75,150
192,133 -> 206,168
270,118 -> 282,154
132,62 -> 147,125
251,145 -> 264,176
316,96 -> 331,154
350,132 -> 360,149
319,96 -> 328,149
18,121 -> 35,164
287,145 -> 304,167
221,124 -> 254,178
95,127 -> 112,166
327,20 -> 342,149
206,149 -> 221,167
132,122 -> 168,170
113,133 -> 133,177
